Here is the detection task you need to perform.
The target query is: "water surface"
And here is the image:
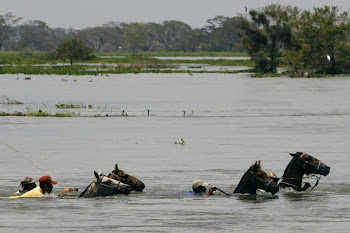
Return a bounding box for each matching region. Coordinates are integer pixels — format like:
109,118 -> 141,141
0,73 -> 349,232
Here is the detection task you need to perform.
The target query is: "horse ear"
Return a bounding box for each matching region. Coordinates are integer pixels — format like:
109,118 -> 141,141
252,161 -> 259,172
289,153 -> 297,157
94,171 -> 99,179
257,160 -> 261,167
115,164 -> 119,172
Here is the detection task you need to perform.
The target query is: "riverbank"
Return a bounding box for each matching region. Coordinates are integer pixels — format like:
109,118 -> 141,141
0,51 -> 253,75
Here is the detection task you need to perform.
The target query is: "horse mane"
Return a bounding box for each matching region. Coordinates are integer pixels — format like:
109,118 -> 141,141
282,157 -> 297,178
234,169 -> 251,193
282,156 -> 306,179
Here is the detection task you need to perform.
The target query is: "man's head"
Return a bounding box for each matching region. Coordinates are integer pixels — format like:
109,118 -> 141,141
39,175 -> 58,194
19,177 -> 37,193
266,172 -> 280,184
192,180 -> 209,194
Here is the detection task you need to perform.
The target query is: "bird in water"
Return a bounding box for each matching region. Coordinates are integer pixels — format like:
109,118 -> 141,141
175,138 -> 186,145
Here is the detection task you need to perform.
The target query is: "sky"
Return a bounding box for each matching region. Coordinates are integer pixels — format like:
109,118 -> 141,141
1,0 -> 349,29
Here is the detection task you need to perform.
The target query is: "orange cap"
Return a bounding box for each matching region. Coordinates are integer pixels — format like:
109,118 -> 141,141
39,175 -> 58,185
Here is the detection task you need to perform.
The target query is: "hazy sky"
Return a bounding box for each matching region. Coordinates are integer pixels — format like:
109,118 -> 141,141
1,0 -> 349,29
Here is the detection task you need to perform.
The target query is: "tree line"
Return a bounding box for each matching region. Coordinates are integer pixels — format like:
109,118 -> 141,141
0,14 -> 244,53
1,4 -> 350,75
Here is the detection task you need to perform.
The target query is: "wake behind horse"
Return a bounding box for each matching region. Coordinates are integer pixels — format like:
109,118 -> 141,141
234,161 -> 279,195
108,164 -> 145,192
78,171 -> 132,198
278,152 -> 330,191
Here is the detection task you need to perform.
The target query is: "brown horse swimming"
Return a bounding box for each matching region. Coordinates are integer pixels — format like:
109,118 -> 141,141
278,152 -> 330,191
234,161 -> 279,195
108,164 -> 145,192
78,171 -> 132,198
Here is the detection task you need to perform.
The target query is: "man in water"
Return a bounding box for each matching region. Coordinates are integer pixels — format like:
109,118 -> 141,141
18,177 -> 37,194
10,175 -> 72,198
185,179 -> 217,196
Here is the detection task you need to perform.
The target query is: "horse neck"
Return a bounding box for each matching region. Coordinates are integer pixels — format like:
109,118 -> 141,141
79,182 -> 101,198
281,158 -> 305,188
234,171 -> 257,194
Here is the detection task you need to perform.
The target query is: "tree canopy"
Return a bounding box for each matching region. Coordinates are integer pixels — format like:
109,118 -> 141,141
239,4 -> 350,75
51,38 -> 95,65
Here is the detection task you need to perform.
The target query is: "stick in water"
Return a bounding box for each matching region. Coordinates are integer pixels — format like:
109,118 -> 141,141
3,141 -> 65,189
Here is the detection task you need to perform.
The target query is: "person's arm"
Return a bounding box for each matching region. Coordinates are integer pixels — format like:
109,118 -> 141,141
205,186 -> 217,196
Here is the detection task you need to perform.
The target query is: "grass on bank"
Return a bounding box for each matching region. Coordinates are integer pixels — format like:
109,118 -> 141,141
0,110 -> 137,118
96,51 -> 249,57
0,50 -> 253,75
0,51 -> 249,64
0,64 -> 253,75
0,110 -> 75,117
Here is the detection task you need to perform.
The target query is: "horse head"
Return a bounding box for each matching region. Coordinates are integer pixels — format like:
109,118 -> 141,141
279,152 -> 330,191
108,164 -> 146,192
234,161 -> 279,195
289,152 -> 330,176
78,171 -> 132,198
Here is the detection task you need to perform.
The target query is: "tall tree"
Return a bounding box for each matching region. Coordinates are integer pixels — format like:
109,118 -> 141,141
51,38 -> 95,65
123,23 -> 148,54
78,26 -> 123,52
240,4 -> 298,73
0,13 -> 22,51
17,20 -> 55,51
146,21 -> 191,51
206,16 -> 243,51
286,6 -> 350,75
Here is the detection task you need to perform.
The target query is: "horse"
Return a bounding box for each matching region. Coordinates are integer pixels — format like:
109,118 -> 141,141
234,161 -> 279,195
108,164 -> 145,192
278,152 -> 330,191
78,171 -> 132,198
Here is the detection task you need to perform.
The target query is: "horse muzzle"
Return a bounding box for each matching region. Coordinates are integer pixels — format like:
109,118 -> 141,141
266,180 -> 279,195
318,164 -> 330,176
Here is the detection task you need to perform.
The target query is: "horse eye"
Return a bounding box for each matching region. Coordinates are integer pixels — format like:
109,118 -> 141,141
106,180 -> 111,184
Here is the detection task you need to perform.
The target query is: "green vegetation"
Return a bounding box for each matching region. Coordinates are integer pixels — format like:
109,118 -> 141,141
0,51 -> 51,64
3,5 -> 350,77
0,109 -> 139,118
55,104 -> 90,109
240,5 -> 350,76
0,64 -> 251,75
0,110 -> 75,117
49,38 -> 95,65
97,51 -> 248,57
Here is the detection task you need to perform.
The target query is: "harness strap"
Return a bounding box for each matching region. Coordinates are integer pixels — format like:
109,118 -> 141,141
278,180 -> 303,191
110,172 -> 138,186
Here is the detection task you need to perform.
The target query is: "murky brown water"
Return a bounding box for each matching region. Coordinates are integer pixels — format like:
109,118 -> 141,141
0,73 -> 349,232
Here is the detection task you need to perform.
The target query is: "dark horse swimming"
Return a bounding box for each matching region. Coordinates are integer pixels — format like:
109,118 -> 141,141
278,152 -> 330,191
78,171 -> 132,198
234,161 -> 279,195
108,164 -> 145,192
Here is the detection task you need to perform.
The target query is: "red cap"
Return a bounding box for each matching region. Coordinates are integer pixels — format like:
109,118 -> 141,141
39,175 -> 58,185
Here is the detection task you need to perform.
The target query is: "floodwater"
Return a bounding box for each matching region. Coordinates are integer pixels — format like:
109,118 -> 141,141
0,73 -> 349,232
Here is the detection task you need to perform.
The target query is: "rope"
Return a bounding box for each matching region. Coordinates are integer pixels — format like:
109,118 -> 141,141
216,188 -> 230,196
309,175 -> 321,191
3,141 -> 65,189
